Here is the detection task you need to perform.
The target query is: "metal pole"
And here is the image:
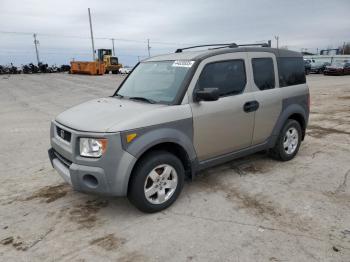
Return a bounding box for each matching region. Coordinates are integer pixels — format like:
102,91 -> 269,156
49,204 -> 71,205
274,35 -> 279,49
147,39 -> 151,57
88,8 -> 96,61
111,38 -> 116,56
33,33 -> 40,65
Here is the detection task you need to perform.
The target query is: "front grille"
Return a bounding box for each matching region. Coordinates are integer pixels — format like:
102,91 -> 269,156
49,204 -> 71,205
56,126 -> 71,143
53,150 -> 72,167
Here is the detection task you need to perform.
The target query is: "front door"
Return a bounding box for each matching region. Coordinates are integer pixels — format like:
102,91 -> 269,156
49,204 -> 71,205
188,53 -> 255,161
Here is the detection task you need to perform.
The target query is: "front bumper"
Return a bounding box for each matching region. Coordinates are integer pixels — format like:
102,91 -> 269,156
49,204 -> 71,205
48,148 -> 72,185
48,121 -> 137,196
324,69 -> 343,75
310,68 -> 321,73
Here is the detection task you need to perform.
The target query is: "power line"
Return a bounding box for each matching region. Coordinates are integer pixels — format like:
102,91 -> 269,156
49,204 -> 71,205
0,48 -> 150,58
0,30 -> 193,46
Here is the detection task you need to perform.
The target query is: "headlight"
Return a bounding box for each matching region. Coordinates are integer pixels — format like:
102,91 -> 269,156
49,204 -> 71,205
79,138 -> 107,158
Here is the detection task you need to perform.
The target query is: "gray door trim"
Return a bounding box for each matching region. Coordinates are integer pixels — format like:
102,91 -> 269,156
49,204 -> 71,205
194,141 -> 269,171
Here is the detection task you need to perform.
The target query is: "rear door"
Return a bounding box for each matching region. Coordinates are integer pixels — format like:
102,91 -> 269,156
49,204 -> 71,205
247,52 -> 282,145
188,52 -> 255,161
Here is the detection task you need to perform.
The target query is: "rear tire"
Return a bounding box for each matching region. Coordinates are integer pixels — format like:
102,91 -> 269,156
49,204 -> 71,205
128,151 -> 185,213
269,119 -> 302,161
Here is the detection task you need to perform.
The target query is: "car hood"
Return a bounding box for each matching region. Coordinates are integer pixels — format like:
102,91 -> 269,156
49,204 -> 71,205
326,65 -> 343,69
55,97 -> 165,132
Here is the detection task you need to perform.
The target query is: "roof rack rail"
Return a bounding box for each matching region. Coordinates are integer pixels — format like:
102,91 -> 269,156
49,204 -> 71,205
237,43 -> 270,47
175,43 -> 237,53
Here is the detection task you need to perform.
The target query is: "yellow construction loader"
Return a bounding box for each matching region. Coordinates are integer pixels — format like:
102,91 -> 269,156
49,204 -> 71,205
97,49 -> 123,74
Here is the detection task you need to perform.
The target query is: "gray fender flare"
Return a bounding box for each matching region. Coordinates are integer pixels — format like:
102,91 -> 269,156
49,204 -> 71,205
268,104 -> 308,147
122,127 -> 197,182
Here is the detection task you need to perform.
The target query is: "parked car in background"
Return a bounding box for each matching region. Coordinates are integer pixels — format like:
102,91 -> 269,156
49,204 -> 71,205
119,67 -> 133,74
310,61 -> 331,74
304,60 -> 311,75
0,63 -> 21,74
324,61 -> 350,75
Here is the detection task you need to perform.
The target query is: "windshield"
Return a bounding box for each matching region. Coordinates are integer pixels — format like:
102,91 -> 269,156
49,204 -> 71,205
116,61 -> 192,104
332,61 -> 345,67
110,57 -> 119,65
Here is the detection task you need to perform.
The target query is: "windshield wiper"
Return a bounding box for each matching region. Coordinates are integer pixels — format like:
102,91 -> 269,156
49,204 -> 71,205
114,93 -> 124,98
129,96 -> 156,104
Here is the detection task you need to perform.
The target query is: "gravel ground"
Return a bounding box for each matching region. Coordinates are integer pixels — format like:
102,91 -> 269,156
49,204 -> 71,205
0,73 -> 349,262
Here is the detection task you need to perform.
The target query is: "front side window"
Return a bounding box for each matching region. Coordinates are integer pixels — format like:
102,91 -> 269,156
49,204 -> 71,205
252,58 -> 275,90
277,57 -> 306,87
196,60 -> 246,97
116,61 -> 192,104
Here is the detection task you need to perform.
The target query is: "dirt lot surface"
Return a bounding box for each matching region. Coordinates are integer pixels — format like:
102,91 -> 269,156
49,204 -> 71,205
0,73 -> 349,262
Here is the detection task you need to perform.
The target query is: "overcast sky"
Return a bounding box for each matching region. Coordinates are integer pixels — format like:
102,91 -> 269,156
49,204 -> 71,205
0,0 -> 349,66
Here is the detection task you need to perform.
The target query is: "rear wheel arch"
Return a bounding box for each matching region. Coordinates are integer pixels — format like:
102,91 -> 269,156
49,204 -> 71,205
288,113 -> 306,140
270,104 -> 308,147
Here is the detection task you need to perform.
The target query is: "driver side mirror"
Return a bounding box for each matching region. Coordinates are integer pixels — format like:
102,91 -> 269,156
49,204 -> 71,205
194,88 -> 220,102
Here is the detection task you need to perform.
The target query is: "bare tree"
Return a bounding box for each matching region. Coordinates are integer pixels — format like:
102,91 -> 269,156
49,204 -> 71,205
338,42 -> 350,55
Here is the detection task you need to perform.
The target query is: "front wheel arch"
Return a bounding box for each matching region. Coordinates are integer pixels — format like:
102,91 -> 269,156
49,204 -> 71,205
127,149 -> 185,212
127,142 -> 193,195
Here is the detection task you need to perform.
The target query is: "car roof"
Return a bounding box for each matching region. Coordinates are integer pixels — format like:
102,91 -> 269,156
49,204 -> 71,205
144,47 -> 302,62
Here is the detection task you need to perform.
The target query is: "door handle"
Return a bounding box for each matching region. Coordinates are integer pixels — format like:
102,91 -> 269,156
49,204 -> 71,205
243,101 -> 259,113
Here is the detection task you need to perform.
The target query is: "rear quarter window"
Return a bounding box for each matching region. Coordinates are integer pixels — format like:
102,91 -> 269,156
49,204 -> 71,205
277,57 -> 306,87
252,58 -> 275,90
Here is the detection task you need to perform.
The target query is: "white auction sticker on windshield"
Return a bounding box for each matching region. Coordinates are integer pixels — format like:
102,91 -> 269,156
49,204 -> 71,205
172,60 -> 195,68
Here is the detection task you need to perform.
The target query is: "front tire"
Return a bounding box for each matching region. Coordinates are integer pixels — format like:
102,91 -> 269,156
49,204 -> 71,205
128,151 -> 185,213
269,119 -> 302,161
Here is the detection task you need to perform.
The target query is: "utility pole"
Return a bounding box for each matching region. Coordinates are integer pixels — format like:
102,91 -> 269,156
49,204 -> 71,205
111,38 -> 116,56
147,39 -> 151,57
274,35 -> 279,49
33,33 -> 40,65
343,42 -> 346,55
88,8 -> 96,61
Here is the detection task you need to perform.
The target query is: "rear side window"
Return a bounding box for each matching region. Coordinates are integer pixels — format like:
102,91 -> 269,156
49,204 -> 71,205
252,58 -> 275,90
277,57 -> 306,87
197,60 -> 246,97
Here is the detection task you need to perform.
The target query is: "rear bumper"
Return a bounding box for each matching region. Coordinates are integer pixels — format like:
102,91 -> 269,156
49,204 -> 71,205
48,121 -> 137,196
